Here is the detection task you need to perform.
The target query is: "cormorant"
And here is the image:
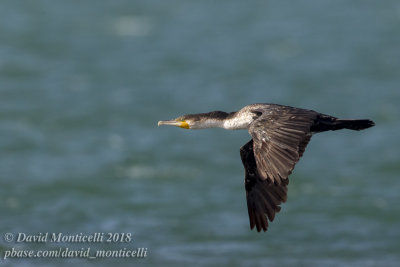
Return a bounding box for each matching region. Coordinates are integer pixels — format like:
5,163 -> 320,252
158,103 -> 375,232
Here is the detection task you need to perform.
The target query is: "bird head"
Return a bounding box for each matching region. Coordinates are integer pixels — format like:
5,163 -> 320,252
158,111 -> 229,130
157,115 -> 195,129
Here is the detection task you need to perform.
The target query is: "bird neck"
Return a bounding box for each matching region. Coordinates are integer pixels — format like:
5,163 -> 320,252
196,111 -> 253,130
193,118 -> 226,129
188,111 -> 231,129
222,113 -> 254,130
188,111 -> 254,130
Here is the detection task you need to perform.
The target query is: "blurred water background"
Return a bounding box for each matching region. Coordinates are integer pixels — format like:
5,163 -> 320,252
0,0 -> 399,266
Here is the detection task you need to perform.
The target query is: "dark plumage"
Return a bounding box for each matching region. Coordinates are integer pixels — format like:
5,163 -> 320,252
158,103 -> 375,232
179,111 -> 235,121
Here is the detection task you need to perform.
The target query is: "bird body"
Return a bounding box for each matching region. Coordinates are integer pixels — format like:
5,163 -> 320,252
158,103 -> 375,232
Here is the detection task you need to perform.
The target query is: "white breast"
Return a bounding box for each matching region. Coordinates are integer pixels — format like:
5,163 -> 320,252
223,115 -> 253,130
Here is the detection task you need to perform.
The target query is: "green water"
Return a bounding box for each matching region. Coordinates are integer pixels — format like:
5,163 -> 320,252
1,1 -> 399,266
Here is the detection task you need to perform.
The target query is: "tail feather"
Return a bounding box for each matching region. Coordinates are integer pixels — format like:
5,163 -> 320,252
334,119 -> 375,131
311,115 -> 375,132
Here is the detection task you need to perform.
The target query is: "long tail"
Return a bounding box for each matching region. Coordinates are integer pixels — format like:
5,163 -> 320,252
311,115 -> 375,132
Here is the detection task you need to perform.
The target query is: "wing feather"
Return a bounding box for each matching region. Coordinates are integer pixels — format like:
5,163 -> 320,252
248,106 -> 318,183
240,140 -> 288,232
240,105 -> 319,231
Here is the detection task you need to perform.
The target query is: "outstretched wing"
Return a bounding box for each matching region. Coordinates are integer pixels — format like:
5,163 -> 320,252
248,106 -> 318,184
240,140 -> 288,232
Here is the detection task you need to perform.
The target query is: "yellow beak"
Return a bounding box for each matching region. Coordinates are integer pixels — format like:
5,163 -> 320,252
158,120 -> 190,129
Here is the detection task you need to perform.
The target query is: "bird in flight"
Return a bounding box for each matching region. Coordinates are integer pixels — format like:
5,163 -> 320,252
158,103 -> 375,232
